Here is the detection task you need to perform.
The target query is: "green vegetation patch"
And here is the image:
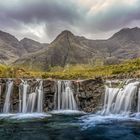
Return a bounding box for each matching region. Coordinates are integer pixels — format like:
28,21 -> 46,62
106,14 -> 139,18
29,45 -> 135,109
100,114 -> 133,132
1,58 -> 140,79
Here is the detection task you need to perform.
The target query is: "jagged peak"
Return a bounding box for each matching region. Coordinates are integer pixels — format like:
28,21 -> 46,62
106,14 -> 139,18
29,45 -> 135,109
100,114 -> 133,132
131,27 -> 140,30
119,27 -> 140,32
110,27 -> 140,39
51,30 -> 75,43
21,37 -> 36,42
20,37 -> 41,44
57,30 -> 74,38
60,30 -> 73,34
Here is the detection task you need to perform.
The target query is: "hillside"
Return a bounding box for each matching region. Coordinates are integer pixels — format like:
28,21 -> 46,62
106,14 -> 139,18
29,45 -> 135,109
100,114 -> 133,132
14,27 -> 140,70
0,30 -> 25,64
1,58 -> 140,79
20,38 -> 48,53
0,30 -> 48,64
1,27 -> 140,69
14,30 -> 96,70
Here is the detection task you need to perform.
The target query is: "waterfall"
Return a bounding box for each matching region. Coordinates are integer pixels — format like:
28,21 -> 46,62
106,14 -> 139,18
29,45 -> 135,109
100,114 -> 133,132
19,84 -> 22,113
0,84 -> 1,99
21,81 -> 29,113
37,80 -> 43,112
19,80 -> 44,113
26,92 -> 37,113
54,80 -> 78,110
0,84 -> 2,110
3,80 -> 13,113
101,81 -> 139,115
137,88 -> 140,112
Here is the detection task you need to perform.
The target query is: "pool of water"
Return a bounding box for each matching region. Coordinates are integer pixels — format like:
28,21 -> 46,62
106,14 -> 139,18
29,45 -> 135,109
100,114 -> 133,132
0,113 -> 140,140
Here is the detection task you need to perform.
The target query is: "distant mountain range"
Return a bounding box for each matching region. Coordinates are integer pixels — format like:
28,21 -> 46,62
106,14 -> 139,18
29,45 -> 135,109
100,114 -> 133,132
1,27 -> 140,70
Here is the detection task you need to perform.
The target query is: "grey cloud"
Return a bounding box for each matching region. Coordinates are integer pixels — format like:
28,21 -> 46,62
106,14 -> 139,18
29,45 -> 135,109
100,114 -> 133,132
85,1 -> 140,33
0,0 -> 83,24
0,0 -> 140,42
0,0 -> 86,41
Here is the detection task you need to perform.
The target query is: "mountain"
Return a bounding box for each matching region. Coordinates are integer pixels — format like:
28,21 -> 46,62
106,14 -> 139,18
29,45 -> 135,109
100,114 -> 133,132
0,30 -> 24,64
14,30 -> 96,70
108,27 -> 140,60
20,38 -> 48,53
14,27 -> 140,70
0,30 -> 48,64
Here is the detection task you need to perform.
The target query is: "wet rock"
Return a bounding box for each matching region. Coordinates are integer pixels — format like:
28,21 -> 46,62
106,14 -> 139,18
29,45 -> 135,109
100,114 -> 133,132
73,77 -> 104,112
43,80 -> 55,111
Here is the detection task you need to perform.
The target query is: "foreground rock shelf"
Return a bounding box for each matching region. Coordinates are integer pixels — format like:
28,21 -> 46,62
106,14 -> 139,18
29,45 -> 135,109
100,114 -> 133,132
0,77 -> 104,113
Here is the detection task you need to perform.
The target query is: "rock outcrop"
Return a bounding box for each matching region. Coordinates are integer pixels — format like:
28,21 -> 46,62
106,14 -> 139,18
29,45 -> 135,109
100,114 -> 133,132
73,77 -> 104,112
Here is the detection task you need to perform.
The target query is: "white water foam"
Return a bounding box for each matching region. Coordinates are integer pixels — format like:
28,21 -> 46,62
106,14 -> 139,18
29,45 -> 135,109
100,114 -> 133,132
50,110 -> 85,115
0,113 -> 51,120
10,113 -> 51,120
80,114 -> 140,130
80,81 -> 140,129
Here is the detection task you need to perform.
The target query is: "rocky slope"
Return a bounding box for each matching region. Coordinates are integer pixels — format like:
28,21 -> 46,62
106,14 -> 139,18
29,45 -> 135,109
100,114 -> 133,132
14,27 -> 140,70
14,30 -> 96,70
0,30 -> 24,64
0,30 -> 48,64
20,38 -> 48,53
1,27 -> 140,68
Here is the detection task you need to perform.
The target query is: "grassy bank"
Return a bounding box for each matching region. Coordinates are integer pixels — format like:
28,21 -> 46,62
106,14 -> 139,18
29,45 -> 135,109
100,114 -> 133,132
1,58 -> 140,79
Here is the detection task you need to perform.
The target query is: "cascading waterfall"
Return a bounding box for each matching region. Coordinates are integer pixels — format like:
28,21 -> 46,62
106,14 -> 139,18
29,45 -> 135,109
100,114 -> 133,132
54,80 -> 78,110
26,91 -> 37,113
137,88 -> 140,112
18,84 -> 22,113
0,84 -> 1,110
37,80 -> 43,112
0,84 -> 1,99
3,78 -> 140,118
19,80 -> 44,113
3,80 -> 13,113
21,81 -> 29,113
101,81 -> 140,115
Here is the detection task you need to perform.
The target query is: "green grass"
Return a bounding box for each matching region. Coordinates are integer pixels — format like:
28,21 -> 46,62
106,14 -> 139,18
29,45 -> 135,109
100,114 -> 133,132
1,58 -> 140,79
42,58 -> 140,79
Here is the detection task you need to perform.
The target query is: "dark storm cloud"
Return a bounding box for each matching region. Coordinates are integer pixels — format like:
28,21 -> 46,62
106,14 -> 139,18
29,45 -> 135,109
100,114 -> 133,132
0,0 -> 140,42
0,0 -> 87,41
0,0 -> 84,24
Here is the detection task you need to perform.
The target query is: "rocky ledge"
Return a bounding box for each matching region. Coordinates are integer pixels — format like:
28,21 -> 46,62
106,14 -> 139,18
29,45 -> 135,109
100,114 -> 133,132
0,77 -> 105,113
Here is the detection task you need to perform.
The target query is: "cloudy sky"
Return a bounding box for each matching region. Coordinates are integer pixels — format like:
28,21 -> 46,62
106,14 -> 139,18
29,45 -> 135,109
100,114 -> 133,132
0,0 -> 140,42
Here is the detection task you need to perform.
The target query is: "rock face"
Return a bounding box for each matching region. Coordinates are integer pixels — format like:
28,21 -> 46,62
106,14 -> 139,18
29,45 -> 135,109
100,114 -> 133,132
73,77 -> 105,112
0,78 -> 104,113
14,27 -> 140,70
43,80 -> 55,111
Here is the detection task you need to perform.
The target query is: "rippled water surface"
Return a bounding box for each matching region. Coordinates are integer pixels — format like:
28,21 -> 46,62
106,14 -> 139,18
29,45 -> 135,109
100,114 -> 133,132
0,113 -> 140,140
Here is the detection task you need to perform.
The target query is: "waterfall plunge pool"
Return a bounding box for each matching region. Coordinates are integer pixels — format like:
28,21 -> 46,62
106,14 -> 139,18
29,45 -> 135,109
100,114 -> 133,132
0,113 -> 140,140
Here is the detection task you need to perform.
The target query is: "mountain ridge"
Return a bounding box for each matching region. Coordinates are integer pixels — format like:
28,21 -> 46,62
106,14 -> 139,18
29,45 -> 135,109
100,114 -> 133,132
1,27 -> 140,69
0,30 -> 48,64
